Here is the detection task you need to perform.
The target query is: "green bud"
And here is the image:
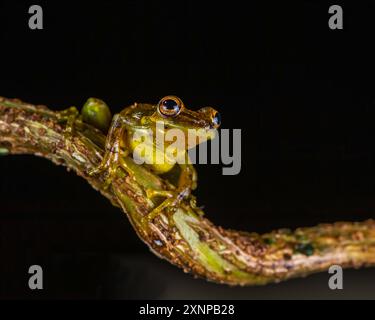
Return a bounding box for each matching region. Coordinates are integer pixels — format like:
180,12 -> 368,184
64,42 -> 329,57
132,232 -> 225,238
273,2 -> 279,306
81,98 -> 112,133
0,148 -> 9,156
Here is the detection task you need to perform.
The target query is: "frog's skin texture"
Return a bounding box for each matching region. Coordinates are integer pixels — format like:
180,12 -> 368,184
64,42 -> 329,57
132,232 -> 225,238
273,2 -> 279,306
79,96 -> 221,223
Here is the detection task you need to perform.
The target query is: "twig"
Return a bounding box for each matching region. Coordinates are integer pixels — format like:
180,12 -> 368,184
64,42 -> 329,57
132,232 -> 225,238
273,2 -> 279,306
1,96 -> 375,285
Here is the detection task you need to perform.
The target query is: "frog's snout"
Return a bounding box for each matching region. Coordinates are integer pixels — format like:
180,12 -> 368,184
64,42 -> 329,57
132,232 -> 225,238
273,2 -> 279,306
198,107 -> 221,129
211,111 -> 221,129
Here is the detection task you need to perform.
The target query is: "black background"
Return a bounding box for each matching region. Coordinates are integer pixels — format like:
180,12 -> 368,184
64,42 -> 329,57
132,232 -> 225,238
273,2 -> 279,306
1,0 -> 375,299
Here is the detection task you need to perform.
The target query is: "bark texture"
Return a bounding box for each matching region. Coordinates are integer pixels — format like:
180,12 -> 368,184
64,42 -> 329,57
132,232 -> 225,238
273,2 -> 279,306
1,96 -> 375,285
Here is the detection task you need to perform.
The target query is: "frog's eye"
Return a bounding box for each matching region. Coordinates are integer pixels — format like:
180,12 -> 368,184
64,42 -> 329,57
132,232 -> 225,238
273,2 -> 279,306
158,96 -> 183,117
212,112 -> 221,128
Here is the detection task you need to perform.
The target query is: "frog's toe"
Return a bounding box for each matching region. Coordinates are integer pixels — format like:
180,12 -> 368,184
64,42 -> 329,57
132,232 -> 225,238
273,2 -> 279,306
90,164 -> 117,189
88,165 -> 105,176
188,195 -> 205,216
102,175 -> 114,190
145,188 -> 174,200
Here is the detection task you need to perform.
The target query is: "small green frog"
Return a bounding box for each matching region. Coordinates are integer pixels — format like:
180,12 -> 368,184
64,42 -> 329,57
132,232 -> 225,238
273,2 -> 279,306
60,96 -> 221,223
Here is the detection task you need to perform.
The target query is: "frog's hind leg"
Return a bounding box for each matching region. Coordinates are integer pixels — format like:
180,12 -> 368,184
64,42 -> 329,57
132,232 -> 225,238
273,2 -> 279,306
141,187 -> 190,225
89,114 -> 131,189
141,160 -> 199,225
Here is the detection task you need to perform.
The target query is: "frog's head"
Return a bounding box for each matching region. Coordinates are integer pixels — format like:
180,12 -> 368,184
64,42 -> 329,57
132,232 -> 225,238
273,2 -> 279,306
147,95 -> 221,149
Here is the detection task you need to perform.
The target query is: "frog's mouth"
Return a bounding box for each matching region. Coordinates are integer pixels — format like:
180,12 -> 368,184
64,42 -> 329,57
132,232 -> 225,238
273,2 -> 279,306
184,127 -> 217,150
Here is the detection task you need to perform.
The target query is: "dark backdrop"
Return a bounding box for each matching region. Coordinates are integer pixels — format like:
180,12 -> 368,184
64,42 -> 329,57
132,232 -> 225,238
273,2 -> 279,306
1,0 -> 375,299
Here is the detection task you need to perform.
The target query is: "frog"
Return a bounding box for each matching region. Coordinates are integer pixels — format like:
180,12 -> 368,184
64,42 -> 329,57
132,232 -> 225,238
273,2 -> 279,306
59,95 -> 221,223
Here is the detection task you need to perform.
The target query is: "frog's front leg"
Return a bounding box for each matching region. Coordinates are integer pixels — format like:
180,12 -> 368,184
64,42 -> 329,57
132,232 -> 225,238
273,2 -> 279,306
89,114 -> 130,189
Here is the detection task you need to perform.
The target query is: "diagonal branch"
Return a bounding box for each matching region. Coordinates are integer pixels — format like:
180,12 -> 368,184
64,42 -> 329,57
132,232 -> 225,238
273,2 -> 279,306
1,96 -> 375,285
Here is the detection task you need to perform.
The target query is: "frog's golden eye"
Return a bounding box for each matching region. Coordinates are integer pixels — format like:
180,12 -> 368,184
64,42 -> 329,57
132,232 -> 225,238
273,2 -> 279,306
158,96 -> 183,117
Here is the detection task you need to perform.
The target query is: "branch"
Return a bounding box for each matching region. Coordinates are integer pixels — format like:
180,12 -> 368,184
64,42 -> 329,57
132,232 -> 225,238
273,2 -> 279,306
1,96 -> 375,286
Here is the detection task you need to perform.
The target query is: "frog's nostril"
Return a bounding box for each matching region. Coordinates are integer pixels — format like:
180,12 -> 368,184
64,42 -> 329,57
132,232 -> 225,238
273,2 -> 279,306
212,112 -> 221,128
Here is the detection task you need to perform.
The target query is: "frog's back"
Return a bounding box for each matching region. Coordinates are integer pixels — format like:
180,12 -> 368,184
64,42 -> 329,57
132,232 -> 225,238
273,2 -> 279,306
120,103 -> 155,126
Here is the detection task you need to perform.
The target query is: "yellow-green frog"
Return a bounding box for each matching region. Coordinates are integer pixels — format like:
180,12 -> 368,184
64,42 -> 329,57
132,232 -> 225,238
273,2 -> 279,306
61,96 -> 221,222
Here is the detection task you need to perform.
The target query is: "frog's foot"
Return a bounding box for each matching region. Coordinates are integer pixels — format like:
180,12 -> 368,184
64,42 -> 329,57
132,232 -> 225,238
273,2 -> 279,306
88,151 -> 117,189
140,187 -> 191,225
57,106 -> 80,145
89,148 -> 131,189
89,149 -> 130,189
187,194 -> 205,216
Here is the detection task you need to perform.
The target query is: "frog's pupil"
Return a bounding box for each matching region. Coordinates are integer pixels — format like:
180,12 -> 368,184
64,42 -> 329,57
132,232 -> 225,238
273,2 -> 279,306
163,99 -> 178,111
